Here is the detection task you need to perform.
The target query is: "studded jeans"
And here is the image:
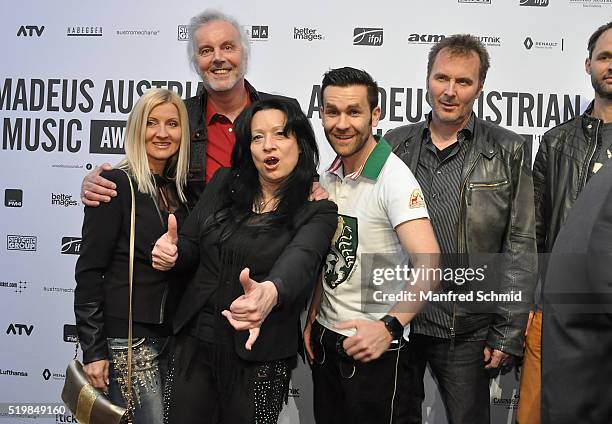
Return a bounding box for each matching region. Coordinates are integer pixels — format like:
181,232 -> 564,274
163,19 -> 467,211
107,337 -> 169,424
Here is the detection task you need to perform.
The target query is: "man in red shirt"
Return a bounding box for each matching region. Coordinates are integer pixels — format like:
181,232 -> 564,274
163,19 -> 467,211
81,10 -> 301,209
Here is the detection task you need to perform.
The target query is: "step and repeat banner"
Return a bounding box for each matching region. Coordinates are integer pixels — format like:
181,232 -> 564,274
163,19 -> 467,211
0,0 -> 608,422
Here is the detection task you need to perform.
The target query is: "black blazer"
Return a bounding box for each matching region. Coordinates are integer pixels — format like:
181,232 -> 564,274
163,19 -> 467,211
75,169 -> 187,363
173,168 -> 338,362
542,159 -> 612,424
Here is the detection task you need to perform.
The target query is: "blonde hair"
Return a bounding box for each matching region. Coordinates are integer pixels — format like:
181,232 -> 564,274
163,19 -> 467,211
117,88 -> 190,203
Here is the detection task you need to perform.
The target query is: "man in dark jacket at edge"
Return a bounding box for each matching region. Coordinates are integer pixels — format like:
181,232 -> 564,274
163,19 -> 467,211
518,21 -> 612,424
80,9 -> 304,209
385,34 -> 537,423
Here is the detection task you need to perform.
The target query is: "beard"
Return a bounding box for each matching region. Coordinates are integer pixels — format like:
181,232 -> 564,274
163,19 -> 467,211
592,73 -> 612,101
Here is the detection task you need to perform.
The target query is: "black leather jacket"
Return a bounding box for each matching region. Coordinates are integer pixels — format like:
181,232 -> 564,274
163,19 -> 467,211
386,117 -> 537,356
533,103 -> 602,254
183,80 -> 299,209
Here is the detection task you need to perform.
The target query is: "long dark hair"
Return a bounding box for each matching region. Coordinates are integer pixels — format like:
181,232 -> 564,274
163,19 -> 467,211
208,98 -> 320,239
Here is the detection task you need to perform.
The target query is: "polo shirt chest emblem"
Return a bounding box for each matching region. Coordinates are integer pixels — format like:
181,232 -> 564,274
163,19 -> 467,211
324,215 -> 358,289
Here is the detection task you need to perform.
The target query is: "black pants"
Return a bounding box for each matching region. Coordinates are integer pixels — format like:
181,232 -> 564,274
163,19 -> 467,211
165,333 -> 291,424
310,320 -> 409,424
401,334 -> 490,424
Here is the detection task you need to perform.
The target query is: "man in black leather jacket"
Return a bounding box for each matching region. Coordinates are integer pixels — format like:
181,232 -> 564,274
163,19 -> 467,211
519,21 -> 612,424
385,34 -> 536,424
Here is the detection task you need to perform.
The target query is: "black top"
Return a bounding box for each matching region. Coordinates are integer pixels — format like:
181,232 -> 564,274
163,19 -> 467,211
173,168 -> 338,362
589,121 -> 612,177
75,169 -> 188,362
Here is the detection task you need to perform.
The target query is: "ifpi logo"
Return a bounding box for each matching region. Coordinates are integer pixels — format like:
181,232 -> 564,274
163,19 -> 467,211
353,28 -> 383,46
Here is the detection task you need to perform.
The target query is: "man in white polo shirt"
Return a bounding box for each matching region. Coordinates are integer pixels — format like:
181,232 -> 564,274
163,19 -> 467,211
304,67 -> 440,424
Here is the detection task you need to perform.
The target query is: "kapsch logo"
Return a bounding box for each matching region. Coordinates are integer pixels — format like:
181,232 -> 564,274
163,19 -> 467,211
7,235 -> 37,251
51,193 -> 78,207
177,25 -> 189,41
0,280 -> 27,294
66,26 -> 103,37
294,27 -> 324,41
520,0 -> 549,5
17,25 -> 44,37
6,323 -> 34,336
244,25 -> 269,41
353,28 -> 383,46
61,237 -> 82,255
89,120 -> 126,154
63,324 -> 78,343
4,189 -> 23,207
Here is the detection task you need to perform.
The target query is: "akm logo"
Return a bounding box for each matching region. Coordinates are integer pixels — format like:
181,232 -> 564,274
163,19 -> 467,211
61,237 -> 82,255
353,28 -> 383,46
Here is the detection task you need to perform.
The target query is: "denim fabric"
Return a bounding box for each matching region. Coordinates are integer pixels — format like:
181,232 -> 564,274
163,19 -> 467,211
401,334 -> 490,424
107,337 -> 169,424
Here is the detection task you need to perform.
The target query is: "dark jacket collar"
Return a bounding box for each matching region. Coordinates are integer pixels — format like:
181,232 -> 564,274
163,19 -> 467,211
581,101 -> 603,139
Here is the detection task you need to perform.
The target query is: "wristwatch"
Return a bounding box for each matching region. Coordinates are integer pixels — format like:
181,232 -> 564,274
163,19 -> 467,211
380,315 -> 404,340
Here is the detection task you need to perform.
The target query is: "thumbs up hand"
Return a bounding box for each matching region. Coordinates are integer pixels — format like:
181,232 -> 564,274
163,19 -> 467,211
151,214 -> 179,271
221,268 -> 279,350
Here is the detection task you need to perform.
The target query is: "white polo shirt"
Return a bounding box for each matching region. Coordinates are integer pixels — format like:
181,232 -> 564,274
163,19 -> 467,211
317,137 -> 429,337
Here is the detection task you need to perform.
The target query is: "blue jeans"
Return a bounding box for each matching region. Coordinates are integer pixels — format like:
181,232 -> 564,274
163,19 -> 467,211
401,334 -> 490,424
107,337 -> 169,424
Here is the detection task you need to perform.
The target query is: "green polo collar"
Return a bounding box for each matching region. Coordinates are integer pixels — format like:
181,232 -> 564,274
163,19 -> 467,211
361,135 -> 392,180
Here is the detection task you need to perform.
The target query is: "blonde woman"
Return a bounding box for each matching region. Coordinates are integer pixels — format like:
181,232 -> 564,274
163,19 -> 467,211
74,88 -> 190,424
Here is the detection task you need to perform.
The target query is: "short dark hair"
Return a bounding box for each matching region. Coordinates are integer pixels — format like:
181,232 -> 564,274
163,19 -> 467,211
224,98 -> 319,229
588,21 -> 612,59
321,67 -> 379,111
427,34 -> 490,84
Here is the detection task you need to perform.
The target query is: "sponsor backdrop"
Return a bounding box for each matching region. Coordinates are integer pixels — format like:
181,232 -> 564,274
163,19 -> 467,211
0,0 -> 608,422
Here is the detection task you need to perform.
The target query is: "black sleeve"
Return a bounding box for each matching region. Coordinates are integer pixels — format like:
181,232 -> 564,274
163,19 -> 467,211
74,169 -> 128,363
175,168 -> 230,271
265,200 -> 338,308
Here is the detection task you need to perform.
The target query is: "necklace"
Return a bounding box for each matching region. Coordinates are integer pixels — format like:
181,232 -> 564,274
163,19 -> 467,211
254,196 -> 276,214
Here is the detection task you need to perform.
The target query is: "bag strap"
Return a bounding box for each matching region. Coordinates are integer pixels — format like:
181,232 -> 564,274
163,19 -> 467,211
123,169 -> 136,414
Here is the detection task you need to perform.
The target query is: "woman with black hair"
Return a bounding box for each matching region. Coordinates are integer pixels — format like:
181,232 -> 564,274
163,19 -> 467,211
152,98 -> 337,423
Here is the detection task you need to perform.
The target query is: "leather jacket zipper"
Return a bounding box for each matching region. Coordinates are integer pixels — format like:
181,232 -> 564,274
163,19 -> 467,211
466,180 -> 509,205
453,157 -> 480,350
580,120 -> 600,189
